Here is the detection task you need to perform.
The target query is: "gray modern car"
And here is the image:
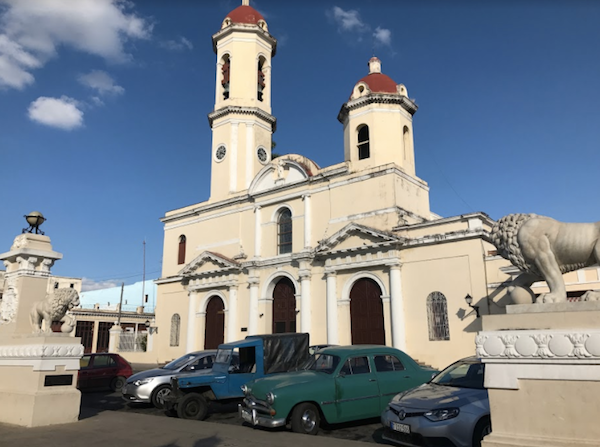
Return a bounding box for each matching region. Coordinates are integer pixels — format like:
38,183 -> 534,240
381,357 -> 490,447
122,350 -> 226,408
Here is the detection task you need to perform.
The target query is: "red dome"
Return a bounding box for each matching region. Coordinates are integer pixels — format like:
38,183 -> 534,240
357,73 -> 398,94
225,5 -> 265,25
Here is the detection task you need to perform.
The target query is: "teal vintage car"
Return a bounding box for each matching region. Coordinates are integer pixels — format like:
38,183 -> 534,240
238,345 -> 438,435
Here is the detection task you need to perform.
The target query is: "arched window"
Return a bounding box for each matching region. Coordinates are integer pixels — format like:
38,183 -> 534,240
403,126 -> 410,160
357,125 -> 370,160
427,292 -> 450,341
257,56 -> 266,102
277,208 -> 292,254
177,235 -> 186,265
170,314 -> 181,347
221,54 -> 230,100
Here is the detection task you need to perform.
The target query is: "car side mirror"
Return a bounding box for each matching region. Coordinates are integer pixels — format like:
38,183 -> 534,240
228,364 -> 239,373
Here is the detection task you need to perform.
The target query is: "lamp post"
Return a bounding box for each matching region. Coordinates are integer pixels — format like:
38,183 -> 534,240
22,211 -> 46,235
465,294 -> 480,318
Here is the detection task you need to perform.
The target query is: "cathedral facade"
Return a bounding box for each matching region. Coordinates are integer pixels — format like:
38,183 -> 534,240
153,2 -> 509,369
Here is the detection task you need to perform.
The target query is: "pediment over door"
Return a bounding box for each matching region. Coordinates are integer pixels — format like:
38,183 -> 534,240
179,251 -> 240,277
316,223 -> 402,254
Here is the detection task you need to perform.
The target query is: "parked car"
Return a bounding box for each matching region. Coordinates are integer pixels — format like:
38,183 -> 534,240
239,345 -> 438,435
308,344 -> 335,355
78,353 -> 133,391
165,333 -> 310,420
381,357 -> 490,447
122,350 -> 237,408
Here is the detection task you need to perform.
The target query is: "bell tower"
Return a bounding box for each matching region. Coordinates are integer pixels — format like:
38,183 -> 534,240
208,0 -> 277,201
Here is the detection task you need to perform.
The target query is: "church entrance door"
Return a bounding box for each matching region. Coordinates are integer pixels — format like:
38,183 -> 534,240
204,296 -> 225,349
350,278 -> 385,345
272,277 -> 296,334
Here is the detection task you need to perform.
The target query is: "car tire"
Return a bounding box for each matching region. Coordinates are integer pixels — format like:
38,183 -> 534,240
151,384 -> 172,409
110,376 -> 126,392
291,402 -> 320,435
177,393 -> 208,420
473,416 -> 492,447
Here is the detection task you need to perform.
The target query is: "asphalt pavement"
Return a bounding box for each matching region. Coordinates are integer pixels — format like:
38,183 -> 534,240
0,405 -> 377,447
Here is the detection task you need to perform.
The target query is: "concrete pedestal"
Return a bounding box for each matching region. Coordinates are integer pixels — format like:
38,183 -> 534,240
478,302 -> 600,447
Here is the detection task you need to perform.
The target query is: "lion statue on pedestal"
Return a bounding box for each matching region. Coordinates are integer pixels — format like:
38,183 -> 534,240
491,213 -> 600,303
30,288 -> 80,334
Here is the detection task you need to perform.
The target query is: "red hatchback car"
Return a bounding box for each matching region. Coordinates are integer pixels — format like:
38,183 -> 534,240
78,353 -> 133,391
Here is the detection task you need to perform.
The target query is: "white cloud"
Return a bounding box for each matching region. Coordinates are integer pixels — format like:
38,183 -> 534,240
329,6 -> 367,33
373,27 -> 392,47
78,70 -> 124,96
81,278 -> 121,292
27,96 -> 83,130
0,0 -> 151,90
160,36 -> 193,52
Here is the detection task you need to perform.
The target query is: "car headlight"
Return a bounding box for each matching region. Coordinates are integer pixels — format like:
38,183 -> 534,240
424,408 -> 460,422
266,392 -> 276,405
133,377 -> 154,386
241,384 -> 249,395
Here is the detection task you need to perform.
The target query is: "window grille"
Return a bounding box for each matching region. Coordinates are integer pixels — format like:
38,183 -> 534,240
119,332 -> 147,352
170,314 -> 181,347
427,292 -> 450,341
277,208 -> 292,254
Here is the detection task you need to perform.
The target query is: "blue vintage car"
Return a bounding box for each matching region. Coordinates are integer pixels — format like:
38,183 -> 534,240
164,333 -> 309,420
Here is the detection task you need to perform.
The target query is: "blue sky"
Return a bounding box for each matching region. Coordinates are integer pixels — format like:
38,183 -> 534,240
1,1 -> 599,290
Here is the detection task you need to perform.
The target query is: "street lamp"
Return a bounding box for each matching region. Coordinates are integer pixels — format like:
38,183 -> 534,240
465,294 -> 480,318
22,211 -> 46,235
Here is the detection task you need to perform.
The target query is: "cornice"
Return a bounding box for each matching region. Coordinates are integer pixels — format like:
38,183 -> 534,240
208,106 -> 277,131
212,24 -> 277,57
337,94 -> 418,123
394,212 -> 495,232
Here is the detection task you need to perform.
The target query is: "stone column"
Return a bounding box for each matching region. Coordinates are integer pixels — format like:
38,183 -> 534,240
303,194 -> 311,249
254,206 -> 262,258
186,291 -> 198,352
227,285 -> 238,342
325,271 -> 339,344
389,263 -> 406,351
248,275 -> 260,335
299,269 -> 311,333
108,324 -> 122,352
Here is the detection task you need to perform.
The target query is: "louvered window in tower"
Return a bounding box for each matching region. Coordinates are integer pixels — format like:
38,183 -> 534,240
222,55 -> 230,100
257,57 -> 266,101
178,235 -> 186,265
357,125 -> 370,160
427,292 -> 450,341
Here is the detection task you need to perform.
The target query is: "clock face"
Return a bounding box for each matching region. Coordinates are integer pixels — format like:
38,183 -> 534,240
257,147 -> 267,163
215,145 -> 226,161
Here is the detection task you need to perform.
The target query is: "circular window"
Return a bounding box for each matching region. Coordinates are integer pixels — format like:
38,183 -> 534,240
257,147 -> 268,163
215,145 -> 227,161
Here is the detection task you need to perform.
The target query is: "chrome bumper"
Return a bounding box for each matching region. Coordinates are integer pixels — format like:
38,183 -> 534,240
238,403 -> 286,428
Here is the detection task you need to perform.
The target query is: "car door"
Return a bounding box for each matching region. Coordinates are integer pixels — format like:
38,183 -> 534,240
78,354 -> 92,388
334,356 -> 380,422
89,354 -> 119,388
228,347 -> 256,396
373,354 -> 422,410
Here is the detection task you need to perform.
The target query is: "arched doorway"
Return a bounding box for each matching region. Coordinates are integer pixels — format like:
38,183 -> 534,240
204,296 -> 225,349
272,277 -> 296,333
350,278 -> 385,345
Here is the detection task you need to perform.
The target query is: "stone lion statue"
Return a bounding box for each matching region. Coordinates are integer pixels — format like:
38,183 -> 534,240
491,213 -> 600,303
30,288 -> 80,334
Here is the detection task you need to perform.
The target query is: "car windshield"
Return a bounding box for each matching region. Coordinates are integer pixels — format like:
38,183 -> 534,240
162,353 -> 201,371
302,354 -> 341,374
215,348 -> 234,365
431,360 -> 485,389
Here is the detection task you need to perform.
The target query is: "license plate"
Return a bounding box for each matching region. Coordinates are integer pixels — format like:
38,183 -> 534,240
241,408 -> 253,423
391,421 -> 410,433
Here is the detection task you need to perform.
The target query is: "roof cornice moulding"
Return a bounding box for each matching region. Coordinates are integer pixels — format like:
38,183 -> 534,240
208,106 -> 277,131
338,94 -> 418,123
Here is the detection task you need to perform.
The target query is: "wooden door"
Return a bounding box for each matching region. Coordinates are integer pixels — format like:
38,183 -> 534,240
350,278 -> 385,345
204,296 -> 225,349
272,277 -> 296,333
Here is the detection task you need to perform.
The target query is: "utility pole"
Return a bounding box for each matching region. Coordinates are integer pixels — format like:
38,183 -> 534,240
116,282 -> 124,327
142,239 -> 146,307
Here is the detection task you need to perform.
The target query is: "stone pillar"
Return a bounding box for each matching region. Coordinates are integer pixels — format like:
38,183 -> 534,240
299,269 -> 311,333
325,271 -> 339,344
248,275 -> 260,335
254,206 -> 262,258
186,291 -> 198,352
303,194 -> 311,249
227,285 -> 238,342
108,324 -> 122,352
389,263 -> 406,351
479,302 -> 600,447
0,232 -> 83,427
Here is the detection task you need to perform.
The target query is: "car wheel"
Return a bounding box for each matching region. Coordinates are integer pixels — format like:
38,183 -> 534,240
151,384 -> 172,409
473,416 -> 492,447
110,376 -> 126,392
291,402 -> 320,435
177,393 -> 208,420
